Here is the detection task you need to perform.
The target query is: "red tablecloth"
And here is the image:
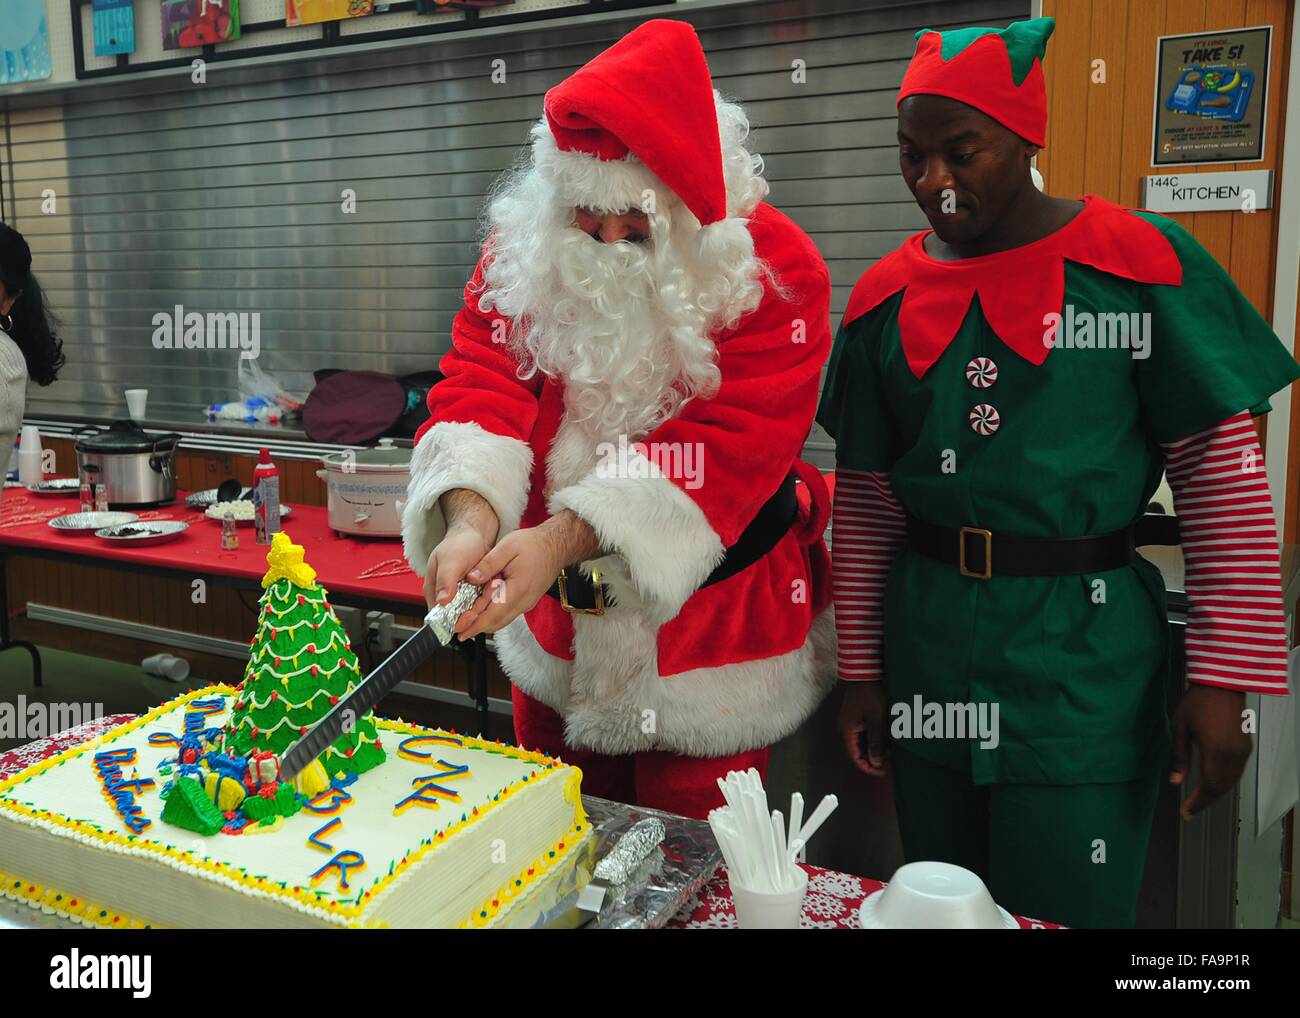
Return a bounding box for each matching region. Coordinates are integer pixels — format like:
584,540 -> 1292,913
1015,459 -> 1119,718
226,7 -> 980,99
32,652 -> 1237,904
0,489 -> 423,609
0,717 -> 1061,930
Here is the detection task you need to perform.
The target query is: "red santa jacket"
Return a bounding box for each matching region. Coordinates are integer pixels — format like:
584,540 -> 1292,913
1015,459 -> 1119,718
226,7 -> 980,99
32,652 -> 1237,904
402,202 -> 836,757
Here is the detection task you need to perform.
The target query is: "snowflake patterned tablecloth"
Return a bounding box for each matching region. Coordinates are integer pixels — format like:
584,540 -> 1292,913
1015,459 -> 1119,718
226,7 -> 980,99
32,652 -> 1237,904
0,714 -> 135,779
668,864 -> 1063,929
1,718 -> 1063,930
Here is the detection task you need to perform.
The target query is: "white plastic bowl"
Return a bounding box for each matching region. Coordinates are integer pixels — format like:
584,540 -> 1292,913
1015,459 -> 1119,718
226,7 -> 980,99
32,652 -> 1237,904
859,861 -> 1019,929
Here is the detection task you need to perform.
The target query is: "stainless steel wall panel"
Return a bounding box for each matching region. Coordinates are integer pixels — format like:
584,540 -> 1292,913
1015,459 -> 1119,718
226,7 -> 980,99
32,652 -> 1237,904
0,0 -> 1029,445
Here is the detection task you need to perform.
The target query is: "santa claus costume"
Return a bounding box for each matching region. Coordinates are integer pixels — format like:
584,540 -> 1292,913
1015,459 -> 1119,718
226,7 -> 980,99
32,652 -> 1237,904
401,20 -> 836,820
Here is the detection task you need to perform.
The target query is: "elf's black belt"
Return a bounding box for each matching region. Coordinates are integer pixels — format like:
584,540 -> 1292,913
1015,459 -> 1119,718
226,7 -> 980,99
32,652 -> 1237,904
546,472 -> 800,615
905,513 -> 1181,580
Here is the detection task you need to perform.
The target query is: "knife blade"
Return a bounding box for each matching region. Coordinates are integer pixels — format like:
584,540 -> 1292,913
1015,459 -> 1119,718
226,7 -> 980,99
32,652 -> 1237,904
278,608 -> 442,782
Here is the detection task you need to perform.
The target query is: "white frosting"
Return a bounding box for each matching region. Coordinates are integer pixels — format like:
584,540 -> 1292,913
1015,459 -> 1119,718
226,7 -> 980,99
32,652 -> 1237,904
0,691 -> 586,928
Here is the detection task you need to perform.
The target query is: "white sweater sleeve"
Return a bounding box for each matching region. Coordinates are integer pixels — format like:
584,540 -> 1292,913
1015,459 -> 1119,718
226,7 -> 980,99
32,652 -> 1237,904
0,335 -> 29,467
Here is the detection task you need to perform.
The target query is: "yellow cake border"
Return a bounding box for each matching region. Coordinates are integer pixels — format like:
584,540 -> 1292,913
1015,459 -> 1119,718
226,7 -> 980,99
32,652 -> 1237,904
0,684 -> 588,928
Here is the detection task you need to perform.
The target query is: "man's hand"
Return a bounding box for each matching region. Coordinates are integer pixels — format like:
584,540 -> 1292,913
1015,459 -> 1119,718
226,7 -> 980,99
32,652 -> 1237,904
455,510 -> 602,639
423,489 -> 498,610
838,680 -> 890,777
1170,684 -> 1253,819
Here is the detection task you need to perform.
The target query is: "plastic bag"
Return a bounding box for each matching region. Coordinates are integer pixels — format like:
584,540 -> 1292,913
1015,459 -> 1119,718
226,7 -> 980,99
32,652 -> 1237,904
205,360 -> 306,423
239,359 -> 304,413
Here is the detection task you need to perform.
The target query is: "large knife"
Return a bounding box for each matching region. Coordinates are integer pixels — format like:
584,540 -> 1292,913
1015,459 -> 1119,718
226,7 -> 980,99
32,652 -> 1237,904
278,584 -> 480,783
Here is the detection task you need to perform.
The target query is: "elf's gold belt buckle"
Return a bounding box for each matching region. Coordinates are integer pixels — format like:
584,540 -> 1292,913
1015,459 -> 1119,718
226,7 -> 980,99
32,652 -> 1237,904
959,527 -> 993,580
556,567 -> 606,616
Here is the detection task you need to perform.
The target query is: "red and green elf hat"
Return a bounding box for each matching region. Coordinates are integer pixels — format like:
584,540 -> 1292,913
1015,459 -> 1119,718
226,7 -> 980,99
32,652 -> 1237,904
897,16 -> 1055,146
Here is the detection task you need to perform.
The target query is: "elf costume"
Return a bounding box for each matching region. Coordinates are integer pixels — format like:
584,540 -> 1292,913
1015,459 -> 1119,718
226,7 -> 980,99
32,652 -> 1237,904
818,17 -> 1298,927
402,21 -> 836,820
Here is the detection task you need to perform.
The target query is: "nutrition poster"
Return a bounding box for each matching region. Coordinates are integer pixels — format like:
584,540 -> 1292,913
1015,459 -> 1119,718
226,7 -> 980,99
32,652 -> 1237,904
1152,26 -> 1271,166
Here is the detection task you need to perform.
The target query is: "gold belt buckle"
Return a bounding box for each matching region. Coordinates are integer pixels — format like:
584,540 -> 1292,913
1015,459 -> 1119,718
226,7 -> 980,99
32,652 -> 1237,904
556,567 -> 605,616
958,527 -> 993,580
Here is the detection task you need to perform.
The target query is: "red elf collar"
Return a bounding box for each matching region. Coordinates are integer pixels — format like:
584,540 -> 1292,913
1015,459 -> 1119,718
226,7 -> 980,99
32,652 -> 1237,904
843,195 -> 1183,379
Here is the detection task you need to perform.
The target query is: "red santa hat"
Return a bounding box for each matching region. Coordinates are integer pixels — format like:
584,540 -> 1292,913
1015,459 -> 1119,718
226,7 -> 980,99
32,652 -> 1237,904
897,17 -> 1055,147
541,19 -> 727,226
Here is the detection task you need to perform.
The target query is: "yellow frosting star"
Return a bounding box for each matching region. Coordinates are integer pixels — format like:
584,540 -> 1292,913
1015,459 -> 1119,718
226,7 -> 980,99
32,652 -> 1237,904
262,531 -> 318,589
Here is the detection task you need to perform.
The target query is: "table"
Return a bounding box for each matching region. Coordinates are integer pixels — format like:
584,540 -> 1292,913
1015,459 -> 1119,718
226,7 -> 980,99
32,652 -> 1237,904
0,488 -> 491,727
0,716 -> 1062,930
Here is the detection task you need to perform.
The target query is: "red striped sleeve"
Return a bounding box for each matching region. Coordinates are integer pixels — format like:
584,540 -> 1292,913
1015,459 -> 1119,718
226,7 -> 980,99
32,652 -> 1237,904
1161,412 -> 1290,696
831,467 -> 906,681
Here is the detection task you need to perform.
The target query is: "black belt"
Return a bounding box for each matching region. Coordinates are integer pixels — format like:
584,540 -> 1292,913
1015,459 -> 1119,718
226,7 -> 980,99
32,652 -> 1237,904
905,512 -> 1180,579
547,473 -> 800,614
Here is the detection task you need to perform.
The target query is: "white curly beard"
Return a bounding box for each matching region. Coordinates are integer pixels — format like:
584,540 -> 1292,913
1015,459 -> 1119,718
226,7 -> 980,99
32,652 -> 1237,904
474,97 -> 770,455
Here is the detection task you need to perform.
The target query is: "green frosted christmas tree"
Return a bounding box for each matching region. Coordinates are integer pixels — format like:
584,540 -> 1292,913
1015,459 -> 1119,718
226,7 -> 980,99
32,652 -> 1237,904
222,531 -> 386,779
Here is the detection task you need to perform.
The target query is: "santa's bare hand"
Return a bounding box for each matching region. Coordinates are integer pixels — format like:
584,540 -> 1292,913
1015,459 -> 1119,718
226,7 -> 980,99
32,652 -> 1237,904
454,526 -> 567,639
424,524 -> 492,611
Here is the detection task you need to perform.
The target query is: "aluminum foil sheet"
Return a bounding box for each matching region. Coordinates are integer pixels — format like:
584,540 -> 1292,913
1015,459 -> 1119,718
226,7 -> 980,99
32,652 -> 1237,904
426,581 -> 483,644
576,797 -> 721,929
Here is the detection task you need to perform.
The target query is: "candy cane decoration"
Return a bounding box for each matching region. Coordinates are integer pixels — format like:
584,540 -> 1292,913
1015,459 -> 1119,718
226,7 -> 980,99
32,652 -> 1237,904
358,558 -> 412,580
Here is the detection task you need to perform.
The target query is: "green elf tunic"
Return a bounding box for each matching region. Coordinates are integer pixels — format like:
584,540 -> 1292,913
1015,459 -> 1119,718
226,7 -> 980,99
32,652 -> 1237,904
817,194 -> 1300,786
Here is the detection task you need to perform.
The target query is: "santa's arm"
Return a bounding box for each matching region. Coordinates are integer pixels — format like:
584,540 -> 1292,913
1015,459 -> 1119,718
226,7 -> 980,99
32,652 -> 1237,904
401,256 -> 542,575
546,226 -> 832,621
831,469 -> 907,680
1161,411 -> 1290,695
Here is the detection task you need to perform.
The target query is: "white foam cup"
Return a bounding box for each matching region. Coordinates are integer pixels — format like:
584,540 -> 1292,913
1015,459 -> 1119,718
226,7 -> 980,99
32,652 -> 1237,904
729,865 -> 808,929
125,389 -> 148,422
159,655 -> 190,682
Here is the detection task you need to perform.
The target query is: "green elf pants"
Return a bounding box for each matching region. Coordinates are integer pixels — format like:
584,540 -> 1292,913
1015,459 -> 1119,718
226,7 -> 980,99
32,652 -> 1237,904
890,745 -> 1162,928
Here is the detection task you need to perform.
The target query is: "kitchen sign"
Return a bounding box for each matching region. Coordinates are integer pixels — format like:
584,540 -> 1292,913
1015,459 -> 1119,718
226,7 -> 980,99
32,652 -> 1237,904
1152,26 -> 1271,166
1142,169 -> 1274,213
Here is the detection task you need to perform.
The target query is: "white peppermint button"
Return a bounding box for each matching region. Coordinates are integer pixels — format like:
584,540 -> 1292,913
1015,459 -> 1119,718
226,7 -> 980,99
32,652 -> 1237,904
970,403 -> 1000,435
966,356 -> 998,388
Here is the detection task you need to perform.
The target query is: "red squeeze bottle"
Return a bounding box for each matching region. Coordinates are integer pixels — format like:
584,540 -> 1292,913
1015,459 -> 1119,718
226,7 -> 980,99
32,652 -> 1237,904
252,448 -> 281,545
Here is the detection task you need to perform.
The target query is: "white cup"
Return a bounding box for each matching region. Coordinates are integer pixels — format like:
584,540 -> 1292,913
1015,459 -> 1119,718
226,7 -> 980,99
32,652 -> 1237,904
160,655 -> 190,682
17,426 -> 42,485
729,865 -> 808,929
859,861 -> 1016,929
125,389 -> 148,422
142,654 -> 190,682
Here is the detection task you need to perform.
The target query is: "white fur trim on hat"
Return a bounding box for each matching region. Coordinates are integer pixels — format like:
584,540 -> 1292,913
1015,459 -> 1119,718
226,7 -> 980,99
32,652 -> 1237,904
530,120 -> 677,216
401,420 -> 534,576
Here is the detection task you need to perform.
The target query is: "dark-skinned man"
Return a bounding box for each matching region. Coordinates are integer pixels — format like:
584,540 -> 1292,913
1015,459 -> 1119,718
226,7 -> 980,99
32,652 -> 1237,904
818,17 -> 1298,927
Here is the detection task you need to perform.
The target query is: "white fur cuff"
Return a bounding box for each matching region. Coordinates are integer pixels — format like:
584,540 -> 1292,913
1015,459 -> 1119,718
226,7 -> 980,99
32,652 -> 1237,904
547,452 -> 724,624
401,420 -> 534,576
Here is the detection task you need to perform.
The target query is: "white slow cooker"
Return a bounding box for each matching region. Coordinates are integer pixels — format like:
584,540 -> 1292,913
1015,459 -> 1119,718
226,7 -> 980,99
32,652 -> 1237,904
317,438 -> 411,538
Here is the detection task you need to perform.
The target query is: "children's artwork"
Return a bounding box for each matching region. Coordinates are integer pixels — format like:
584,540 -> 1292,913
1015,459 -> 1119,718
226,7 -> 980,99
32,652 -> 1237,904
286,0 -> 375,27
93,0 -> 137,57
161,0 -> 241,50
415,0 -> 514,12
0,0 -> 53,85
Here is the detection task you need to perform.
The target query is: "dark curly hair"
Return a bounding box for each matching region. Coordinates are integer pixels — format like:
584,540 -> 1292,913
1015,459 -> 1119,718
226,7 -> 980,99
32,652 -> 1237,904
0,223 -> 64,386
